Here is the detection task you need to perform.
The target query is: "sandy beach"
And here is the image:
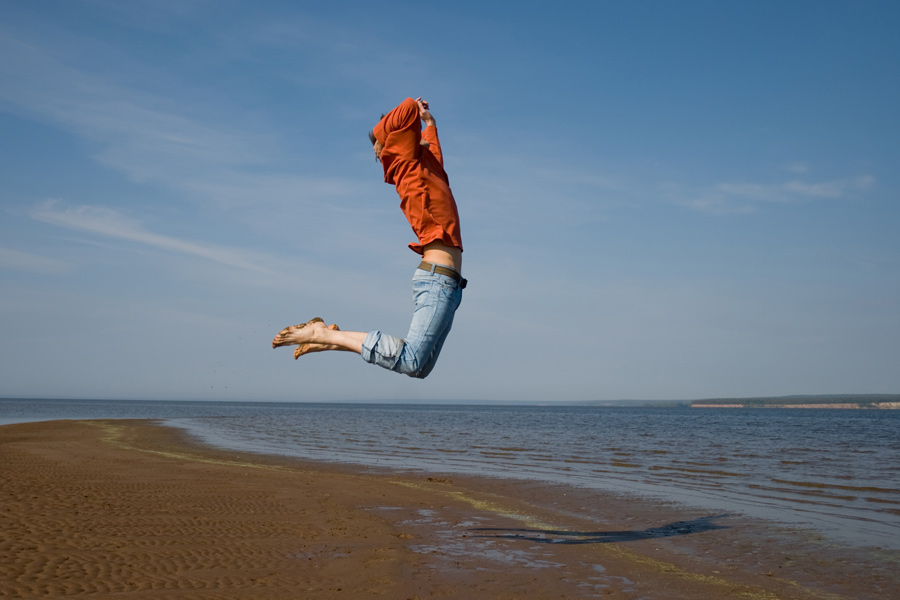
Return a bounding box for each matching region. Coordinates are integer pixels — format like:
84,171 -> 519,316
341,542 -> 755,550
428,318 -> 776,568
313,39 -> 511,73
1,420 -> 896,599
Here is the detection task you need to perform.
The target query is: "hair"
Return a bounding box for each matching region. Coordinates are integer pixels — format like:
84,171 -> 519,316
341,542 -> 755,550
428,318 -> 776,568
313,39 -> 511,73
368,113 -> 386,146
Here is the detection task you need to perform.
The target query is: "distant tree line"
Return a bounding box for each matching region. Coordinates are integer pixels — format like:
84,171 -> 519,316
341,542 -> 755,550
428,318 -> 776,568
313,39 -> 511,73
691,394 -> 900,408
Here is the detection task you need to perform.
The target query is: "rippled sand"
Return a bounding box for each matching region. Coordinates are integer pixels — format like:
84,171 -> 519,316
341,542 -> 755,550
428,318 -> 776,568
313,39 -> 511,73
1,420 -> 895,599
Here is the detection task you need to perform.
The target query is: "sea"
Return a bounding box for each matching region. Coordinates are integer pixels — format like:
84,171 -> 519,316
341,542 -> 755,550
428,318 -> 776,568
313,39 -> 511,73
2,398 -> 898,550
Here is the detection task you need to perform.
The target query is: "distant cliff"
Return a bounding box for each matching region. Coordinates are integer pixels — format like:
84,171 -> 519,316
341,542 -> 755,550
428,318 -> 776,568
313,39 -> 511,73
691,395 -> 900,409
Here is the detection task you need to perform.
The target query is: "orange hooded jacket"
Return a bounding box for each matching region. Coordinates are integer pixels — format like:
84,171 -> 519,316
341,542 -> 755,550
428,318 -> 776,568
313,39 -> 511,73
372,98 -> 463,255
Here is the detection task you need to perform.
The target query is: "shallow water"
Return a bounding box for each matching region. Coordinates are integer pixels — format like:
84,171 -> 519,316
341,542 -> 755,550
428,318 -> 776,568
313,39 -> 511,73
2,398 -> 898,549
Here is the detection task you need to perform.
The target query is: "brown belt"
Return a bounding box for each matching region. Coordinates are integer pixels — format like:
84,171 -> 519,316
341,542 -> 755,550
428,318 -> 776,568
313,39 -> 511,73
418,261 -> 467,289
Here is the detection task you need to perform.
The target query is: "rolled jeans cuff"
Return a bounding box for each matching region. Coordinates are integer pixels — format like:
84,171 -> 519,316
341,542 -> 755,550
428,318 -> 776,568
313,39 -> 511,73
361,331 -> 405,371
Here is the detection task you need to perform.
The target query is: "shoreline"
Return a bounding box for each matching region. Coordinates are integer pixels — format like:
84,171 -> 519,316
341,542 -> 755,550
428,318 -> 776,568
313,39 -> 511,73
2,419 -> 896,599
691,402 -> 900,409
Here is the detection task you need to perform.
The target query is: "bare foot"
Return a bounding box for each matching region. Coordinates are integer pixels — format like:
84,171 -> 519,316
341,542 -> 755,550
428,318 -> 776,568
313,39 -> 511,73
272,317 -> 326,349
294,324 -> 340,359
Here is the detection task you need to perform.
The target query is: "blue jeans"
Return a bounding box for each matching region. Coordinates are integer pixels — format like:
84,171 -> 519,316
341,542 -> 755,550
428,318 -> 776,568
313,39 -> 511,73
361,265 -> 463,379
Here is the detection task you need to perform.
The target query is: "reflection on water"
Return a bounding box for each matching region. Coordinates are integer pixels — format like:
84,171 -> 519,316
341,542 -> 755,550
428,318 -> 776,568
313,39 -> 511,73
471,513 -> 731,544
2,399 -> 898,549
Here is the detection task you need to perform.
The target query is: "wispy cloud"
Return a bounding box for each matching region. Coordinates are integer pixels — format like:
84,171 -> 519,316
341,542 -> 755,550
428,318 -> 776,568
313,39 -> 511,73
0,28 -> 267,178
183,172 -> 372,212
26,199 -> 414,317
784,162 -> 811,174
246,16 -> 431,95
0,246 -> 71,274
0,22 -> 360,214
674,174 -> 875,215
30,200 -> 279,276
784,175 -> 874,198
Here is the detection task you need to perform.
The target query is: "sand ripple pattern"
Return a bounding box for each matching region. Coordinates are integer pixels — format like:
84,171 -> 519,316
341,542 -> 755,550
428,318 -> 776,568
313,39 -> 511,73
1,422 -> 405,598
2,420 -> 896,600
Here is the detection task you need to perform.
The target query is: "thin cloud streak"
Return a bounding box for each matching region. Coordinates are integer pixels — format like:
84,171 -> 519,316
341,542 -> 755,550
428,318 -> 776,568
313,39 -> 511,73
675,174 -> 876,214
0,247 -> 71,274
183,173 -> 374,212
1,26 -> 299,201
30,201 -> 280,277
0,22 -> 386,226
1,31 -> 263,163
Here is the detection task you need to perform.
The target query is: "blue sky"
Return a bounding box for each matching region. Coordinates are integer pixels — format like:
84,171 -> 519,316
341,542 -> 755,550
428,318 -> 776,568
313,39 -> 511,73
1,0 -> 898,402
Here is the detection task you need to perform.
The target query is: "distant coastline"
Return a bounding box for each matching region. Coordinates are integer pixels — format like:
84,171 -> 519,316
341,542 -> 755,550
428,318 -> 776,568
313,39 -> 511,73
690,394 -> 900,409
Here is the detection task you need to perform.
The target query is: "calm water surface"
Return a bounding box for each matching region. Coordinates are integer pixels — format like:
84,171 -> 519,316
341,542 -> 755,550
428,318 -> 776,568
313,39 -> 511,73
2,399 -> 898,549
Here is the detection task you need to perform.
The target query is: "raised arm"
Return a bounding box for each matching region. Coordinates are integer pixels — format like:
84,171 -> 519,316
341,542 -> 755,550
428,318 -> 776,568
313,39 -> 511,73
416,97 -> 443,165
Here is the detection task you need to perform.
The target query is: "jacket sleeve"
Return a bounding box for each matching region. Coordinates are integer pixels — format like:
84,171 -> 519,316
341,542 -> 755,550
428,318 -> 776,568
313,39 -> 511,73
421,124 -> 443,166
372,98 -> 421,161
381,98 -> 419,135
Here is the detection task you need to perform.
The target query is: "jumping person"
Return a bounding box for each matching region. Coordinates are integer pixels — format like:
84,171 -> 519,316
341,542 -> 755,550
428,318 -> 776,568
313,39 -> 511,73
272,97 -> 465,378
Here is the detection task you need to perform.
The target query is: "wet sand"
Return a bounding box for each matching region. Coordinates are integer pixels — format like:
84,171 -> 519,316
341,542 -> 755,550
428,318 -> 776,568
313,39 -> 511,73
1,420 -> 896,599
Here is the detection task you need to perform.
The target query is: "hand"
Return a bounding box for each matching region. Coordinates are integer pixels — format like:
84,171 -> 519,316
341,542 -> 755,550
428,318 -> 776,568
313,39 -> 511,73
415,97 -> 434,125
373,139 -> 384,163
